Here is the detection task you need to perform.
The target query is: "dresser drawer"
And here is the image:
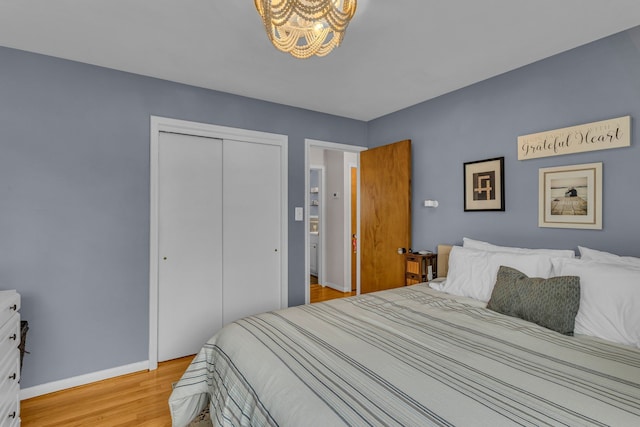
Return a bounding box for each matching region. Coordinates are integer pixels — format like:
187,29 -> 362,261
0,292 -> 20,332
0,313 -> 20,359
0,380 -> 20,427
0,348 -> 20,394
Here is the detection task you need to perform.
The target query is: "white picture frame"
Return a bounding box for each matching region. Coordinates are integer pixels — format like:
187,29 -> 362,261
538,162 -> 602,229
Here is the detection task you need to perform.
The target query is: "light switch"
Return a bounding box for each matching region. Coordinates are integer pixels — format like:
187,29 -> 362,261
295,207 -> 304,221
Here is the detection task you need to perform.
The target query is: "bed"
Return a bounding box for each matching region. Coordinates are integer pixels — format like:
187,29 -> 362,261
169,241 -> 640,426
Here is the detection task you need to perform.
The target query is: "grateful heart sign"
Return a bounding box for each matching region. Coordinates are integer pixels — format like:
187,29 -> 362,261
518,116 -> 630,160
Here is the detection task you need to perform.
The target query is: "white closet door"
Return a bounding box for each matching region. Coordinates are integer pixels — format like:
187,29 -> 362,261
157,132 -> 223,362
223,139 -> 282,324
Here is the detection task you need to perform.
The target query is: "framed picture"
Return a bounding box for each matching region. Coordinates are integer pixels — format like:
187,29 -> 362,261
464,157 -> 505,211
538,162 -> 602,229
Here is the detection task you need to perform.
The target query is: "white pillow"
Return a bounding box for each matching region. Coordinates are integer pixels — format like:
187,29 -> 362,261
443,246 -> 555,302
551,258 -> 640,348
463,237 -> 575,258
578,246 -> 640,268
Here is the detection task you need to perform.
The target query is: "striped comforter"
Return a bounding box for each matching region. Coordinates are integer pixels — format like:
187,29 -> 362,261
169,284 -> 640,426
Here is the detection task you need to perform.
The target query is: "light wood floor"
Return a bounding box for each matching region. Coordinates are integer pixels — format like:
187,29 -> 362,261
20,356 -> 193,427
21,282 -> 353,426
310,278 -> 356,303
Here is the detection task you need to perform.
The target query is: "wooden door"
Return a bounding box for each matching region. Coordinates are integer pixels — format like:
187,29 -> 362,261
158,132 -> 223,362
360,140 -> 411,294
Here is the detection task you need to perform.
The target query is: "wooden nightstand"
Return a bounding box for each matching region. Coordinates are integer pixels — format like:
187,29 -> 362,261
405,253 -> 437,285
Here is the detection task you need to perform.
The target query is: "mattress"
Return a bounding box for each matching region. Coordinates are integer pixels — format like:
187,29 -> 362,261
169,284 -> 640,426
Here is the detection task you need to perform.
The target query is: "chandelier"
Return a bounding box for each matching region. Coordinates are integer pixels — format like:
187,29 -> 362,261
254,0 -> 357,59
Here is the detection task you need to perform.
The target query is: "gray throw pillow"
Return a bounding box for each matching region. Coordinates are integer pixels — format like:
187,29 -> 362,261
487,266 -> 580,335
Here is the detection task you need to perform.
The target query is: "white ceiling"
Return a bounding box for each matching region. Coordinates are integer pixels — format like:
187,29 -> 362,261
1,1 -> 639,121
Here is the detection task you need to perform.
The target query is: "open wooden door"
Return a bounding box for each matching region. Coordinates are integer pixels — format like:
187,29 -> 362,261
360,140 -> 411,294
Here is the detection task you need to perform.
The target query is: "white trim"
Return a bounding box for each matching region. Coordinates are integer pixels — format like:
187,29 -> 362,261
355,157 -> 362,296
304,139 -> 366,304
20,361 -> 149,400
346,161 -> 358,293
150,116 -> 288,145
150,116 -> 288,370
322,281 -> 344,292
319,167 -> 327,287
309,165 -> 325,285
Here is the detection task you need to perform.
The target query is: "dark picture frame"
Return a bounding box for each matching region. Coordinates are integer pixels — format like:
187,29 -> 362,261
464,157 -> 505,211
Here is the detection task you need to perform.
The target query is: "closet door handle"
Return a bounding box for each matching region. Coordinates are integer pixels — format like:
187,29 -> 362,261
9,333 -> 16,340
9,304 -> 17,311
8,373 -> 16,380
8,411 -> 16,419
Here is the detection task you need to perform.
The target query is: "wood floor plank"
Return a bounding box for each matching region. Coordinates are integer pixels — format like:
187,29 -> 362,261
21,356 -> 193,427
310,282 -> 356,303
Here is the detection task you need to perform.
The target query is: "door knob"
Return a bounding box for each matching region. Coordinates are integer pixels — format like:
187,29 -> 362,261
397,248 -> 407,254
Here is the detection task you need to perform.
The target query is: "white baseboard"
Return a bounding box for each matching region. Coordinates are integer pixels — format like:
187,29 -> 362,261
324,281 -> 350,293
20,360 -> 149,400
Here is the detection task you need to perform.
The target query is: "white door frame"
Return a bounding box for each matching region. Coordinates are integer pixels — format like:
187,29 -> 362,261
309,165 -> 325,283
304,139 -> 366,304
150,116 -> 288,370
347,160 -> 358,293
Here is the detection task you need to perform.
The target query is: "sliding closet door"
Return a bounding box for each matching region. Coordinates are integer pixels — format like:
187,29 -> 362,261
157,132 -> 223,362
222,139 -> 282,324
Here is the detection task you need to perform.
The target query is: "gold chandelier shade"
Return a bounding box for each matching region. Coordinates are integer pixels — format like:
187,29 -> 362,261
254,0 -> 357,59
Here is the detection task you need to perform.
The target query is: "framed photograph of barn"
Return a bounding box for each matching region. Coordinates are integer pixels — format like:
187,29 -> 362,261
538,162 -> 602,229
464,157 -> 505,211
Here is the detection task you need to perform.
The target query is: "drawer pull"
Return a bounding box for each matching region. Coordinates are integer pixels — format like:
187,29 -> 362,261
9,333 -> 17,340
8,411 -> 16,419
9,304 -> 17,311
8,373 -> 16,380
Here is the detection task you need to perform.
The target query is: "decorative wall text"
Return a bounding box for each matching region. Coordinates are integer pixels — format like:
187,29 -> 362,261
518,116 -> 631,160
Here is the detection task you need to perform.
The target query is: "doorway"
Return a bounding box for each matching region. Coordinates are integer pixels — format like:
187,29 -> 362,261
305,140 -> 366,304
305,139 -> 413,304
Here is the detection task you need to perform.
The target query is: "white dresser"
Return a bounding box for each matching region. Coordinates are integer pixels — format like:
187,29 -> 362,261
0,290 -> 20,427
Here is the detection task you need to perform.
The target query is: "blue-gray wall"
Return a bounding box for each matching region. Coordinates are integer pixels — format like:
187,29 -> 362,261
369,29 -> 640,257
2,26 -> 639,390
0,46 -> 366,388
